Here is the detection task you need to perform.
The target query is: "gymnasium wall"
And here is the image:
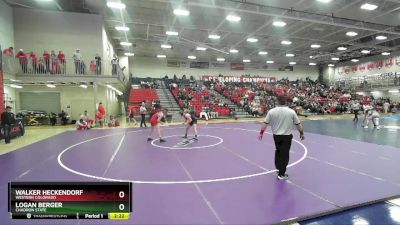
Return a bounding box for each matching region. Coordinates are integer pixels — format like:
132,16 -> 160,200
13,8 -> 103,62
130,57 -> 319,81
13,85 -> 121,121
0,0 -> 16,111
0,0 -> 14,50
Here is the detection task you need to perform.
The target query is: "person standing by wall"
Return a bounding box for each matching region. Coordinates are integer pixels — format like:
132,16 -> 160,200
140,102 -> 148,128
111,55 -> 118,75
383,101 -> 390,114
1,106 -> 15,144
50,50 -> 59,74
43,50 -> 51,73
259,96 -> 305,180
95,53 -> 101,75
73,49 -> 82,74
15,49 -> 28,73
351,100 -> 360,121
57,51 -> 66,74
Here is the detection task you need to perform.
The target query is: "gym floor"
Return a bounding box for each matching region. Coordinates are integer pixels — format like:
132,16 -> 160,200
0,115 -> 399,225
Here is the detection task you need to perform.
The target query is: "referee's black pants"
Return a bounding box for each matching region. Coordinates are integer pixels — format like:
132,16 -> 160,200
273,134 -> 293,176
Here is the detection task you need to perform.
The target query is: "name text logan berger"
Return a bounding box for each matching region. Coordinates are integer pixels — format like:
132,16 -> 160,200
15,202 -> 63,208
14,190 -> 84,196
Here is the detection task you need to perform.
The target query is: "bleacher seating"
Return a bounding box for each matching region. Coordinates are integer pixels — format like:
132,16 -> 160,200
128,88 -> 159,114
171,87 -> 231,117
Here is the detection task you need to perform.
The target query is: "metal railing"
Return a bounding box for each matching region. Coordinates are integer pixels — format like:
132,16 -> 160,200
333,76 -> 400,91
2,56 -> 124,78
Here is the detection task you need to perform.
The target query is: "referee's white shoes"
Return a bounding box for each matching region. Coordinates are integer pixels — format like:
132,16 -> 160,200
277,174 -> 289,180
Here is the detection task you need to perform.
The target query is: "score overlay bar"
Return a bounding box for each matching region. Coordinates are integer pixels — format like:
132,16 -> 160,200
9,182 -> 132,220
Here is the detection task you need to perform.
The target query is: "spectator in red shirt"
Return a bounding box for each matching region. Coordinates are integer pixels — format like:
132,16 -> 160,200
29,51 -> 38,73
43,50 -> 51,73
15,49 -> 28,73
90,60 -> 96,74
3,47 -> 14,71
57,51 -> 66,74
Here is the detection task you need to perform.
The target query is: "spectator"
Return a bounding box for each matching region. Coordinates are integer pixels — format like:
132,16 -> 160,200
82,110 -> 93,127
111,55 -> 118,75
59,110 -> 69,125
139,102 -> 147,128
90,61 -> 96,74
16,49 -> 28,73
1,106 -> 15,144
383,101 -> 390,114
57,51 -> 66,74
51,50 -> 59,74
73,48 -> 82,74
37,57 -> 46,74
49,112 -> 57,126
95,53 -> 101,75
76,115 -> 89,130
29,51 -> 38,73
43,50 -> 51,73
2,46 -> 14,70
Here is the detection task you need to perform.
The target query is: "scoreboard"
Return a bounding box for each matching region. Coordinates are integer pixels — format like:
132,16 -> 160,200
8,182 -> 132,220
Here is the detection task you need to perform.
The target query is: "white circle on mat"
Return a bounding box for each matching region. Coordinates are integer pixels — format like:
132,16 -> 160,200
58,126 -> 308,184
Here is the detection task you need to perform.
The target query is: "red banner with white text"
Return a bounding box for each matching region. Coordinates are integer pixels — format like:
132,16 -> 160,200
202,76 -> 276,83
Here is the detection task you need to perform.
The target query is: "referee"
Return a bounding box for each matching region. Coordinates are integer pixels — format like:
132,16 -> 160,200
259,96 -> 305,180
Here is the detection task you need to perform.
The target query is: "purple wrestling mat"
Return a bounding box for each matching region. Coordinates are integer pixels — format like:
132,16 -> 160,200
0,122 -> 399,225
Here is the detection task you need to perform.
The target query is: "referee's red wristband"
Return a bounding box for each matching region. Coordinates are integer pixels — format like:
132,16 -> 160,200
260,129 -> 265,135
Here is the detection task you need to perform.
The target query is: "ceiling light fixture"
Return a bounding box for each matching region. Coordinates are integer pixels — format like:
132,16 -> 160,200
389,89 -> 399,93
217,58 -> 225,62
346,31 -> 358,37
243,59 -> 251,63
337,46 -> 347,51
361,50 -> 371,54
273,21 -> 287,27
281,40 -> 292,45
289,62 -> 296,65
376,35 -> 387,40
266,60 -> 274,64
286,53 -> 295,57
106,1 -> 126,9
309,62 -> 317,66
311,44 -> 321,48
124,53 -> 134,56
382,52 -> 391,56
173,8 -> 190,16
361,3 -> 378,11
229,49 -> 238,53
46,84 -> 56,88
115,26 -> 129,31
157,54 -> 166,58
328,64 -> 335,67
166,31 -> 179,36
196,46 -> 207,51
208,34 -> 221,39
226,15 -> 241,22
120,42 -> 132,46
188,55 -> 196,59
79,84 -> 88,89
351,59 -> 359,62
317,0 -> 332,3
161,44 -> 172,49
246,38 -> 258,43
331,57 -> 340,61
258,51 -> 268,55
